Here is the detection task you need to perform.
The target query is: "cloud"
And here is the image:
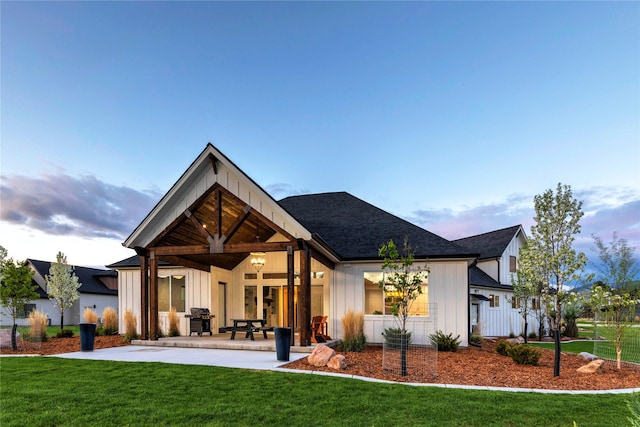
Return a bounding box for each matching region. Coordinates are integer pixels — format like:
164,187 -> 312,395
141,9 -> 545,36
0,172 -> 161,240
406,187 -> 640,254
265,183 -> 308,200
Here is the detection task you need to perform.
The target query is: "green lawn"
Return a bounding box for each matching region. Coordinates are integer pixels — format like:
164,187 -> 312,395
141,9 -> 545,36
528,338 -> 640,364
0,357 -> 636,427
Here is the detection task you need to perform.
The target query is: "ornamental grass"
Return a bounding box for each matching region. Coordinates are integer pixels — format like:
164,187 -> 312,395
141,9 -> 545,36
339,310 -> 366,352
27,310 -> 48,342
124,309 -> 138,342
168,307 -> 180,337
83,307 -> 99,324
102,306 -> 118,335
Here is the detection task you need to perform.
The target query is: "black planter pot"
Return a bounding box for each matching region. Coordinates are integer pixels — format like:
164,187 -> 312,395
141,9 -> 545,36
274,327 -> 292,361
79,323 -> 96,352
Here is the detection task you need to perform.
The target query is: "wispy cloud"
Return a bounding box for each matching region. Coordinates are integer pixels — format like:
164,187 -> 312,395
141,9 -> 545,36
0,172 -> 161,239
266,183 -> 308,200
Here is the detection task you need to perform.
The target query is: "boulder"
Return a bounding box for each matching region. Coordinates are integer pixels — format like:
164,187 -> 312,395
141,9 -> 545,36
578,352 -> 598,362
506,336 -> 524,345
308,344 -> 336,367
0,329 -> 19,349
576,359 -> 604,374
327,354 -> 347,370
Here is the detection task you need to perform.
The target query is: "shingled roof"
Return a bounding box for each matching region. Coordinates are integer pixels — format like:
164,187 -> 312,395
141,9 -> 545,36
28,259 -> 117,296
453,225 -> 523,260
469,265 -> 513,290
278,192 -> 477,261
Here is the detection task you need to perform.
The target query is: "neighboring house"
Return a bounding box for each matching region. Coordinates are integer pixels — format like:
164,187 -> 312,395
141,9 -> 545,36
0,259 -> 118,327
454,226 -> 540,337
111,144 -> 532,347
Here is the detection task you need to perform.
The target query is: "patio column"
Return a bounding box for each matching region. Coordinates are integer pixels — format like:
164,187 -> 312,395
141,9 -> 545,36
287,245 -> 295,345
149,251 -> 159,340
139,253 -> 149,340
299,245 -> 312,346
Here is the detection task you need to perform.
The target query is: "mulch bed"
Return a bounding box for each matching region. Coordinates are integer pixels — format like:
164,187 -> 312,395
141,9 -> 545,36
282,340 -> 640,391
0,334 -> 130,356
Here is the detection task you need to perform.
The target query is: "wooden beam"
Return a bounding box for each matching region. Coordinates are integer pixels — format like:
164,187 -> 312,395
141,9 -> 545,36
208,152 -> 218,174
138,253 -> 149,340
308,246 -> 335,270
223,241 -> 301,254
287,245 -> 295,345
185,209 -> 216,245
222,205 -> 251,243
298,245 -> 312,346
151,245 -> 212,256
149,253 -> 159,341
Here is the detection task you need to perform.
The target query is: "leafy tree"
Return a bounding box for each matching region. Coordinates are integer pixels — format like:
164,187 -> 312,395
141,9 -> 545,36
513,241 -> 543,343
593,232 -> 640,293
587,281 -> 609,340
46,252 -> 81,330
0,247 -> 38,350
527,183 -> 591,377
600,291 -> 638,369
378,237 -> 428,376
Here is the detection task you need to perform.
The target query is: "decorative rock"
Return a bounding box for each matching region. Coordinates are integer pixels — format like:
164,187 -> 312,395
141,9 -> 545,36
578,352 -> 598,362
506,336 -> 524,345
308,344 -> 336,367
0,329 -> 18,349
576,359 -> 604,374
327,354 -> 347,370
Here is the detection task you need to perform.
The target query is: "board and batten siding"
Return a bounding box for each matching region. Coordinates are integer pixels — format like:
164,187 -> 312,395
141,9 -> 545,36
471,287 -> 540,337
117,267 -> 211,336
332,260 -> 469,347
498,231 -> 526,286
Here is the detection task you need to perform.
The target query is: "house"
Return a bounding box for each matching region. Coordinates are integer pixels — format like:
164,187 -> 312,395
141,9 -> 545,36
453,226 -> 540,337
112,143 -> 530,347
0,259 -> 118,327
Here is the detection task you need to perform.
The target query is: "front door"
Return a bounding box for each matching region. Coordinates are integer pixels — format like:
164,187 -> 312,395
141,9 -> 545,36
471,303 -> 479,335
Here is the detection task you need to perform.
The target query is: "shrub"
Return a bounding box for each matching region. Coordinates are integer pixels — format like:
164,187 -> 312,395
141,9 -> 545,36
496,339 -> 512,356
83,307 -> 99,324
382,327 -> 412,350
338,310 -> 366,352
429,331 -> 460,352
95,326 -> 106,336
507,344 -> 542,366
469,334 -> 483,346
528,331 -> 537,339
168,307 -> 180,337
102,307 -> 118,335
124,309 -> 138,342
27,310 -> 48,342
56,329 -> 74,338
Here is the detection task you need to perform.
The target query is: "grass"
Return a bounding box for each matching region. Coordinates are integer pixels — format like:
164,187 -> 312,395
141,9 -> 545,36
528,339 -> 640,364
1,325 -> 80,338
0,357 -> 636,427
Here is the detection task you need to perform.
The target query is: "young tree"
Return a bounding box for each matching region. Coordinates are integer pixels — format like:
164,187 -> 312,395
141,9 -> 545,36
527,183 -> 591,377
514,241 -> 545,343
0,248 -> 38,350
593,232 -> 640,293
601,291 -> 638,369
378,238 -> 428,376
46,252 -> 81,330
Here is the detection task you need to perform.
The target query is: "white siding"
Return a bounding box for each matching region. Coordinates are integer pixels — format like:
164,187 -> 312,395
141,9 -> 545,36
477,259 -> 498,282
332,260 -> 469,347
470,287 -> 540,337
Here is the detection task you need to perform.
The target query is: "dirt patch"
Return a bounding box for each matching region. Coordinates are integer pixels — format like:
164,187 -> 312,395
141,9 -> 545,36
0,334 -> 130,356
283,340 -> 640,391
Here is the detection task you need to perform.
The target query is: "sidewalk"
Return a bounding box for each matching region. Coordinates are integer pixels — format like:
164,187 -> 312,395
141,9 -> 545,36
52,345 -> 307,370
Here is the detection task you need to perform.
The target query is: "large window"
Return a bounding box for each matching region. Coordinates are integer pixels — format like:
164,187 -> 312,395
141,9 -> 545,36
158,275 -> 186,312
364,272 -> 429,316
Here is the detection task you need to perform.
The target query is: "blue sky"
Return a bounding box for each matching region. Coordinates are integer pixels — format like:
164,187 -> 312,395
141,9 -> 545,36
1,2 -> 639,276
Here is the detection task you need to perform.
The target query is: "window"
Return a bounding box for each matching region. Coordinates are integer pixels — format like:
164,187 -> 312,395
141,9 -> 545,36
364,272 -> 429,315
17,303 -> 36,318
510,256 -> 517,272
531,298 -> 540,310
511,297 -> 520,309
158,275 -> 186,312
489,294 -> 500,308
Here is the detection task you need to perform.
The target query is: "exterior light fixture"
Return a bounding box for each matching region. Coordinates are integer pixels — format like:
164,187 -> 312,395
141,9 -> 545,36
250,252 -> 266,272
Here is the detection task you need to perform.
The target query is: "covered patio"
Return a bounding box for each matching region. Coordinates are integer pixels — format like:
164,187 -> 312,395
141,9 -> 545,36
123,145 -> 337,346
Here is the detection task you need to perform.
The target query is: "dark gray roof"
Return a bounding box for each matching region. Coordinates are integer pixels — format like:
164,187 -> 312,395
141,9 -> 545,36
107,255 -> 173,269
453,225 -> 523,260
469,265 -> 513,290
279,192 -> 477,260
28,259 -> 117,296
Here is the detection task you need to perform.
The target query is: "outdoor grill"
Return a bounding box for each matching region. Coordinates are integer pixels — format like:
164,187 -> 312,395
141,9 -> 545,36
186,307 -> 213,336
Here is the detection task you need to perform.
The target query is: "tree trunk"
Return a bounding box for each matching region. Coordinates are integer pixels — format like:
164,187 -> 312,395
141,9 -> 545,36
60,313 -> 65,331
11,324 -> 18,351
400,331 -> 408,377
553,328 -> 561,377
523,321 -> 528,344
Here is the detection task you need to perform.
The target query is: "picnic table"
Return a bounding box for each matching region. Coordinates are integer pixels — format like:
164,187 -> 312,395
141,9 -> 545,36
229,319 -> 272,340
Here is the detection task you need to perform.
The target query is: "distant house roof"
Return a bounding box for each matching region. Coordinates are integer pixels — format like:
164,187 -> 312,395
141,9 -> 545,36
28,259 -> 118,296
453,225 -> 524,261
469,265 -> 513,291
278,192 -> 477,261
